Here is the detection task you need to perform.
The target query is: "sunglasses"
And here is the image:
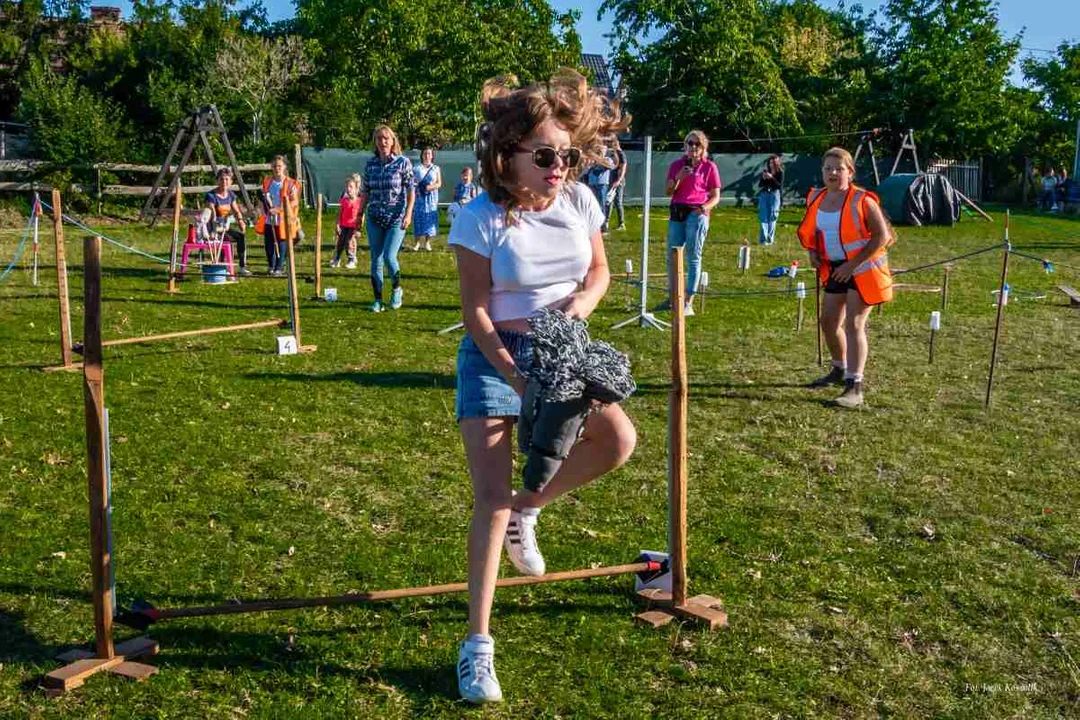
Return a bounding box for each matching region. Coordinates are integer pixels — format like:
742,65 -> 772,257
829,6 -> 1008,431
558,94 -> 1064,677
685,139 -> 701,147
515,146 -> 582,169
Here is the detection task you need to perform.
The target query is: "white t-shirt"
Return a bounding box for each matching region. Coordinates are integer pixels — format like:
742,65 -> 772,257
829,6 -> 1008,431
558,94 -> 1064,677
449,182 -> 604,322
816,208 -> 845,261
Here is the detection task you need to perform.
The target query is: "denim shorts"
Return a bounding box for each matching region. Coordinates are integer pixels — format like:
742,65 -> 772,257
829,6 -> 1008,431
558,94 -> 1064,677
455,330 -> 533,420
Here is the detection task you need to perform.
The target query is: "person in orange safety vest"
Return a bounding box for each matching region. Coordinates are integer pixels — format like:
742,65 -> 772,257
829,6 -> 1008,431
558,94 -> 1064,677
797,147 -> 894,409
256,155 -> 302,277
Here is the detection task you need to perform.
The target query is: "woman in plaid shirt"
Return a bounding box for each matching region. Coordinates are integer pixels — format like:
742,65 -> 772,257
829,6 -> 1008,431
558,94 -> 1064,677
356,125 -> 416,311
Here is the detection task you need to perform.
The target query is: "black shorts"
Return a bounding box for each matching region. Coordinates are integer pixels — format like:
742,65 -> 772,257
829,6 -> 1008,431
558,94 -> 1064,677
824,260 -> 857,294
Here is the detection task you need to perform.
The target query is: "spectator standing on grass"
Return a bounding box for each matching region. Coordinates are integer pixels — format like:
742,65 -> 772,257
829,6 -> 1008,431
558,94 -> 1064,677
1056,167 -> 1069,211
449,70 -> 635,705
1041,166 -> 1057,211
257,155 -> 301,277
331,173 -> 362,269
356,125 -> 415,312
798,147 -> 894,409
585,139 -> 616,233
203,167 -> 251,276
757,154 -> 783,245
608,137 -> 628,230
448,166 -> 479,226
660,129 -> 721,316
412,146 -> 442,251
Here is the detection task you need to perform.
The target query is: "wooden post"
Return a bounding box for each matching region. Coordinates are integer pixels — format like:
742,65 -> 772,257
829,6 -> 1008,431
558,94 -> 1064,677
82,236 -> 114,660
44,238 -> 160,694
313,193 -> 323,299
52,190 -> 73,369
941,266 -> 951,311
985,214 -> 1011,409
294,144 -> 305,208
283,207 -> 314,352
815,273 -> 823,366
166,182 -> 182,294
668,246 -> 688,608
32,192 -> 40,286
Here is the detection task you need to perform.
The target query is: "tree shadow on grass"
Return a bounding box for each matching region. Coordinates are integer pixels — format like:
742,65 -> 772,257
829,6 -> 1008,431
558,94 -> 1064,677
243,371 -> 455,390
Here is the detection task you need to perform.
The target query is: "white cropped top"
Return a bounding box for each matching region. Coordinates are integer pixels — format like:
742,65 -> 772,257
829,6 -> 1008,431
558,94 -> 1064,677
449,182 -> 605,322
816,208 -> 845,261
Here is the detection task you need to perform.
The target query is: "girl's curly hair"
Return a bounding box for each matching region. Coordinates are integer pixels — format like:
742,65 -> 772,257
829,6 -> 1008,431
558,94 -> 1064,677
475,69 -> 630,219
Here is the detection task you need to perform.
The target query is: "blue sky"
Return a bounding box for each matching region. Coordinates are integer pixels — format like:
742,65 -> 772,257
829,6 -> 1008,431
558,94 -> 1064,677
108,0 -> 1079,81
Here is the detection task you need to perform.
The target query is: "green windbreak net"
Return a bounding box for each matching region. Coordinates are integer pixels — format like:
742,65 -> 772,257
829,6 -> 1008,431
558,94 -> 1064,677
300,147 -> 886,208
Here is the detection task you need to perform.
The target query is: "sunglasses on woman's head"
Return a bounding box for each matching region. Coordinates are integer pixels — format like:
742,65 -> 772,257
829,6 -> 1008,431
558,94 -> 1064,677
515,146 -> 582,169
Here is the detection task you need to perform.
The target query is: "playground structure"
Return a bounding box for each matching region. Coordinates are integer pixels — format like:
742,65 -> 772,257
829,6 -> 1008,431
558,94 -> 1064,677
42,242 -> 725,695
40,188 -> 314,374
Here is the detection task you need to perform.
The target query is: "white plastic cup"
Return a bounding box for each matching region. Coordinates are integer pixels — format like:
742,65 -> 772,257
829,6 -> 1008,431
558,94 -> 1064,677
789,262 -> 798,278
737,245 -> 750,270
796,281 -> 806,299
700,271 -> 710,288
625,258 -> 633,274
929,310 -> 941,330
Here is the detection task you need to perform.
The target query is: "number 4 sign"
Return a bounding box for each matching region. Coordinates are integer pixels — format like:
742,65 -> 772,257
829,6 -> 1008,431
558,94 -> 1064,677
276,335 -> 298,356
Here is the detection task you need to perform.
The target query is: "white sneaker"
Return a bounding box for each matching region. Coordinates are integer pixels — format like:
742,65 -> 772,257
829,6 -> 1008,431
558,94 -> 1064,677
458,635 -> 502,704
345,259 -> 357,270
424,240 -> 432,251
390,286 -> 403,309
684,302 -> 695,316
504,506 -> 545,576
329,257 -> 340,268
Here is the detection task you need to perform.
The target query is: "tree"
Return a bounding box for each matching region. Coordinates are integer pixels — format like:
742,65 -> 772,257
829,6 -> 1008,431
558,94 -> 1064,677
871,0 -> 1023,158
216,34 -> 313,144
296,0 -> 582,146
1023,42 -> 1080,168
601,0 -> 800,141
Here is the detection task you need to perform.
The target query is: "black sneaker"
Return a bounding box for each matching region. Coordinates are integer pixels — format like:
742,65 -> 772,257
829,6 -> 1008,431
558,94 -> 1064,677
809,366 -> 845,388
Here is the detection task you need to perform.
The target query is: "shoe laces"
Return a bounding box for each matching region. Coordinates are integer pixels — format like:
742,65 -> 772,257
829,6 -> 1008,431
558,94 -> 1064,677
464,646 -> 496,684
516,512 -> 540,553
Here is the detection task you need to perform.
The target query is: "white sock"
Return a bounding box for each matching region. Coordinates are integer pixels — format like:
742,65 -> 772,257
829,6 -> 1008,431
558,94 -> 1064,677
467,633 -> 493,645
831,360 -> 845,370
844,372 -> 863,383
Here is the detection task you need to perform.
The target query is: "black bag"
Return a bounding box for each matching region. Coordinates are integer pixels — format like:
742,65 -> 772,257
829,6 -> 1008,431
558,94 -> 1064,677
669,203 -> 698,222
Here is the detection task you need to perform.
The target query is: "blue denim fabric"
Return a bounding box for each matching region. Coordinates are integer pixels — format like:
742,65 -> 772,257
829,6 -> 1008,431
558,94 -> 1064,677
262,227 -> 288,272
589,183 -> 610,232
366,218 -> 406,300
455,330 -> 534,420
667,211 -> 709,296
610,184 -> 625,226
758,189 -> 781,245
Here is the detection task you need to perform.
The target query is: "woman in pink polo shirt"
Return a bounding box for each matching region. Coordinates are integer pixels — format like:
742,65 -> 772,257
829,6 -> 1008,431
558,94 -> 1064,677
663,129 -> 721,315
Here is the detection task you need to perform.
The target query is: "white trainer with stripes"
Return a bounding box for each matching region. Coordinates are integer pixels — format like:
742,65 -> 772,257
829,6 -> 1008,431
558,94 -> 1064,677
504,506 -> 545,576
458,634 -> 502,704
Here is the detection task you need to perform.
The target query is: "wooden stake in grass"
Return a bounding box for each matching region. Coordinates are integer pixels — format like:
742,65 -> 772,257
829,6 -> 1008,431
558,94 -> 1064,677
929,311 -> 941,363
283,208 -> 315,353
815,272 -> 823,366
52,190 -> 73,369
668,246 -> 688,607
985,212 -> 1011,409
313,193 -> 323,300
166,181 -> 182,294
941,265 -> 951,311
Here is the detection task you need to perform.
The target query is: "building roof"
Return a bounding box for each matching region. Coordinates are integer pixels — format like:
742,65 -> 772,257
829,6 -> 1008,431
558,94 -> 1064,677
581,53 -> 615,97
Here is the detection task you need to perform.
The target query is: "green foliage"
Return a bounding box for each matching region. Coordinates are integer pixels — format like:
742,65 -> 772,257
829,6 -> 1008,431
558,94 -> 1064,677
871,0 -> 1023,158
17,60 -> 130,167
296,0 -> 582,147
602,0 -> 800,140
1022,42 -> 1080,168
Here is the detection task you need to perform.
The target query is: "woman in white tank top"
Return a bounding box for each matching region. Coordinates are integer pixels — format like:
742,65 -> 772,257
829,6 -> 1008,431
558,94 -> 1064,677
447,70 -> 636,705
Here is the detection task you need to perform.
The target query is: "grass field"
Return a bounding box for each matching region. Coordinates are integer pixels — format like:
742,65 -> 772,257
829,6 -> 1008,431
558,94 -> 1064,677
1,200 -> 1078,718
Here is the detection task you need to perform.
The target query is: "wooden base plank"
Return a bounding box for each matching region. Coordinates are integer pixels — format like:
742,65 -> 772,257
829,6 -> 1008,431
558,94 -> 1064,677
45,636 -> 159,696
300,344 -> 317,353
634,610 -> 675,627
672,600 -> 729,630
1058,285 -> 1080,306
42,362 -> 83,374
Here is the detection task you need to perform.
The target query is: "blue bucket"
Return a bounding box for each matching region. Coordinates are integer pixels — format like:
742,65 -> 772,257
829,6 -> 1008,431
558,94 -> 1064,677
202,263 -> 230,285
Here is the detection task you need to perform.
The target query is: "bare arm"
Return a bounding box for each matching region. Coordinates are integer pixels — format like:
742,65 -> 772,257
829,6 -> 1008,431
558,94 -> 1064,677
427,168 -> 442,191
696,187 -> 721,214
401,188 -> 416,230
454,246 -> 527,395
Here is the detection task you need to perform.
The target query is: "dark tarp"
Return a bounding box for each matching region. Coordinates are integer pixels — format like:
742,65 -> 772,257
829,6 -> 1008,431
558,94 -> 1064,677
877,173 -> 961,226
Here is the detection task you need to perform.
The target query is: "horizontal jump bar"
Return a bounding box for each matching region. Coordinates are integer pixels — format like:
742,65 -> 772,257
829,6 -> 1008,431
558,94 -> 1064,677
86,319 -> 288,349
134,561 -> 661,624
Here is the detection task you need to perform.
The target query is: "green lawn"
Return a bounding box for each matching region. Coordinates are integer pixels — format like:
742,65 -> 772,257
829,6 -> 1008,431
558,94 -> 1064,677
1,201 -> 1078,718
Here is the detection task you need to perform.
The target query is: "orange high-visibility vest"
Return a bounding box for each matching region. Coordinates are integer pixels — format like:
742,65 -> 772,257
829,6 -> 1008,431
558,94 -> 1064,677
797,184 -> 893,305
257,176 -> 302,240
